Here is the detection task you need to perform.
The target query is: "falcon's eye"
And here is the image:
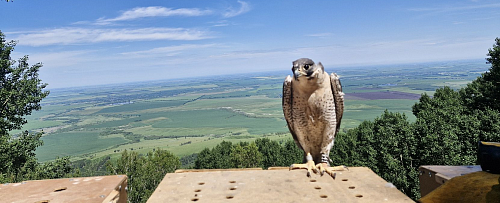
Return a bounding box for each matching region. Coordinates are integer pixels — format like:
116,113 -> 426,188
304,64 -> 310,70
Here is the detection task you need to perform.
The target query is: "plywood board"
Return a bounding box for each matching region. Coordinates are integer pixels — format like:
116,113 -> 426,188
0,175 -> 127,203
147,167 -> 413,203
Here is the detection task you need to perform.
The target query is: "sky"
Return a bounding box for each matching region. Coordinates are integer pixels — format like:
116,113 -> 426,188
2,0 -> 499,89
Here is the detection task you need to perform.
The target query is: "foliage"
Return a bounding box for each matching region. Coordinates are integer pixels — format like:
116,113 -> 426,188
194,138 -> 302,169
231,142 -> 262,168
107,149 -> 181,203
0,33 -> 49,134
71,156 -> 111,177
461,38 -> 500,111
0,30 -> 72,183
331,38 -> 500,201
180,153 -> 198,169
331,111 -> 419,199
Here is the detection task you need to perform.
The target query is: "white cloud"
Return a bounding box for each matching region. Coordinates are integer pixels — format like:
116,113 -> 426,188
223,1 -> 251,18
306,33 -> 333,38
409,3 -> 500,13
97,6 -> 212,25
13,27 -> 213,46
120,44 -> 217,58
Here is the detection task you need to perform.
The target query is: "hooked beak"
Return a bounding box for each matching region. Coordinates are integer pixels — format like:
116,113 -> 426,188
293,68 -> 307,80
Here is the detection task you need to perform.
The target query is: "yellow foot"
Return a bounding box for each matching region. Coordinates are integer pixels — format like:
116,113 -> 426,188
316,164 -> 348,179
290,160 -> 318,177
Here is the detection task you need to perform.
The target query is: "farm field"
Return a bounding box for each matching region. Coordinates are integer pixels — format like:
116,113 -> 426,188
11,60 -> 489,162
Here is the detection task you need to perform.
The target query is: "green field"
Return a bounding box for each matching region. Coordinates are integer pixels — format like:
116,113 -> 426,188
10,60 -> 489,162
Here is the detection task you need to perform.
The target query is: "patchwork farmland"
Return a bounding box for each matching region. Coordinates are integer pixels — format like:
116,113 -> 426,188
10,60 -> 489,162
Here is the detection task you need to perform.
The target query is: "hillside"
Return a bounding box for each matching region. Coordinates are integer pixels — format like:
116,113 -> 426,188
9,60 -> 489,162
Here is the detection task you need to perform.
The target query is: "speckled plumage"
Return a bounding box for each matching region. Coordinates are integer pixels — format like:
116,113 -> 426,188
283,58 -> 344,165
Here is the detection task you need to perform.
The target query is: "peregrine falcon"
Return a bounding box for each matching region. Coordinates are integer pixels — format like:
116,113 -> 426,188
282,58 -> 345,178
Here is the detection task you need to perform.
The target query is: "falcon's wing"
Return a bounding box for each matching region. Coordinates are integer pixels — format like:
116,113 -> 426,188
283,75 -> 303,150
330,73 -> 345,134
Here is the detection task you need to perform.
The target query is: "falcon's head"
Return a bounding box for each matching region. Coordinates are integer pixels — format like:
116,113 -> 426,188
292,58 -> 324,81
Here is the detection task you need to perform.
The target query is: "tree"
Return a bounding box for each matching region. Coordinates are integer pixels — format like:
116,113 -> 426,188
107,149 -> 180,203
461,38 -> 500,111
0,30 -> 67,183
0,32 -> 49,134
231,142 -> 262,168
331,111 -> 419,199
255,138 -> 283,168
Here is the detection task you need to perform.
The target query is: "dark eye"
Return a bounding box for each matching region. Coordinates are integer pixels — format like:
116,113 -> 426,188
304,64 -> 309,70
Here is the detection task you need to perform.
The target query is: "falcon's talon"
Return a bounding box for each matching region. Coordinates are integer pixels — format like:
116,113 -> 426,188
289,159 -> 319,177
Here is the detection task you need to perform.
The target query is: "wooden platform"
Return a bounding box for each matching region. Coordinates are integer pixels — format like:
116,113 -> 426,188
418,171 -> 500,203
147,167 -> 413,203
0,175 -> 127,203
418,165 -> 482,197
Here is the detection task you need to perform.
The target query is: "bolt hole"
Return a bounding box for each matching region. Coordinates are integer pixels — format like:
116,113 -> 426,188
198,182 -> 205,185
310,179 -> 317,182
191,198 -> 199,201
314,186 -> 321,190
226,195 -> 234,199
229,180 -> 236,183
320,195 -> 328,198
54,187 -> 67,192
35,201 -> 50,203
230,187 -> 237,190
194,189 -> 201,192
355,194 -> 363,198
349,186 -> 355,189
342,179 -> 348,181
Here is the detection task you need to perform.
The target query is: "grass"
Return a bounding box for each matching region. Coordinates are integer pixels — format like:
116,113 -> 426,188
36,131 -> 128,162
26,60 -> 489,162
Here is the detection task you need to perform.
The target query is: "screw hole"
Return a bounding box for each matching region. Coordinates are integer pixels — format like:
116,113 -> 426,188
314,186 -> 321,190
320,195 -> 328,198
226,195 -> 234,199
342,179 -> 348,181
310,179 -> 317,182
198,182 -> 205,185
349,186 -> 355,189
230,187 -> 237,190
355,194 -> 363,198
53,187 -> 67,192
191,198 -> 199,201
229,181 -> 236,183
194,189 -> 201,192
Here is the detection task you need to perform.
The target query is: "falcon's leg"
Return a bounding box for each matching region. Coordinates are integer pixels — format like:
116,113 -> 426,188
289,153 -> 318,177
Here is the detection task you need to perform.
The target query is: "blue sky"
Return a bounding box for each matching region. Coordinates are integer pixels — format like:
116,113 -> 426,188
2,0 -> 499,89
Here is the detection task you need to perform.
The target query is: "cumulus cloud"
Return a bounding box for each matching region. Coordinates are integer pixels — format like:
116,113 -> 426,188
223,1 -> 251,18
13,27 -> 212,46
96,6 -> 213,25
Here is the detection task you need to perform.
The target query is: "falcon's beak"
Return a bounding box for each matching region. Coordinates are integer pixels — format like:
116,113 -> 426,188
293,69 -> 307,80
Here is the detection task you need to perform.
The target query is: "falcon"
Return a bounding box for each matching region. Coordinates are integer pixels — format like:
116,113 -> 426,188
282,58 -> 345,178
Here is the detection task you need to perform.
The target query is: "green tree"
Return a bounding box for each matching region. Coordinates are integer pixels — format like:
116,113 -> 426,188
461,38 -> 500,111
280,139 -> 303,166
255,138 -> 283,168
194,148 -> 213,169
331,111 -> 419,199
107,149 -> 180,203
0,32 -> 49,134
231,142 -> 262,168
0,30 -> 74,183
